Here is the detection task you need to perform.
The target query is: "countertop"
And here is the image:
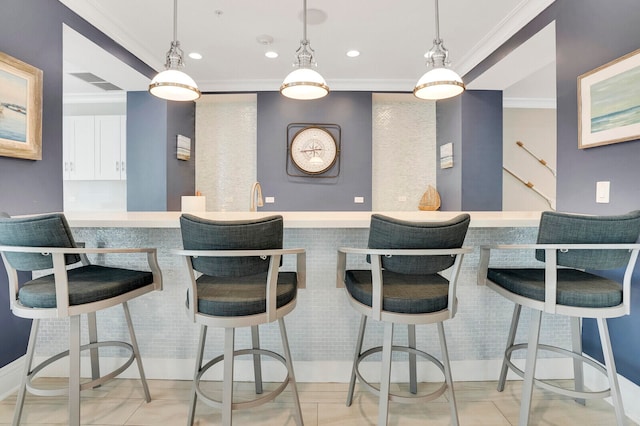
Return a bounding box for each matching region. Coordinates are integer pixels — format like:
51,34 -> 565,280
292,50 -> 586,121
63,211 -> 543,228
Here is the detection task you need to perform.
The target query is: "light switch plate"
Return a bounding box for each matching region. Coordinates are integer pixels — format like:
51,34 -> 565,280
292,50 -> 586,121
596,181 -> 610,203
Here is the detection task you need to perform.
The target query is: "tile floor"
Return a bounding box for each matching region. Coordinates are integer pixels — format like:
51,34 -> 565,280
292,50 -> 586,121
0,378 -> 636,425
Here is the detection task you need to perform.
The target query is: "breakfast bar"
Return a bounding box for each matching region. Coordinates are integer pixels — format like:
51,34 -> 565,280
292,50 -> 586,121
33,210 -> 574,383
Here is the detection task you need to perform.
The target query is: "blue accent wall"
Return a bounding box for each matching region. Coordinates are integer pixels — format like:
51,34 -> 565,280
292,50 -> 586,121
257,92 -> 372,211
436,98 -> 463,211
464,0 -> 640,386
437,91 -> 503,211
127,92 -> 196,211
0,0 -> 155,368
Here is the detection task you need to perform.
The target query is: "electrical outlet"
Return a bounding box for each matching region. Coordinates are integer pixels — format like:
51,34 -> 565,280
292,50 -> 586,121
398,196 -> 407,202
265,196 -> 275,203
354,197 -> 364,204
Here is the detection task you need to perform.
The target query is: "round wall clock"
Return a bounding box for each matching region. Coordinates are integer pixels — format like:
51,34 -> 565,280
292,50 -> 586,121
290,126 -> 338,175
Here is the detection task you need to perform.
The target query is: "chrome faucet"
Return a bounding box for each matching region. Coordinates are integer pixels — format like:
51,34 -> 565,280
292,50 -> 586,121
250,181 -> 264,212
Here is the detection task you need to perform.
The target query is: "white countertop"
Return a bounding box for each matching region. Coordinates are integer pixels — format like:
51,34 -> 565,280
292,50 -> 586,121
63,211 -> 542,228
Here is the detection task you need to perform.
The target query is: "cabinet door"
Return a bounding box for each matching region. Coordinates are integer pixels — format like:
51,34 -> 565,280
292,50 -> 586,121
64,116 -> 96,180
95,115 -> 122,180
120,115 -> 126,179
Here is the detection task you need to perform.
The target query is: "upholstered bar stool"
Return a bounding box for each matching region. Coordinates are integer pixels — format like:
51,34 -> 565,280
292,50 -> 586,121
0,213 -> 162,426
337,213 -> 471,426
477,210 -> 640,426
175,214 -> 306,426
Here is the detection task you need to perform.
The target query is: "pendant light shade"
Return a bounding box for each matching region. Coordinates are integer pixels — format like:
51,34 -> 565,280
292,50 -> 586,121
149,0 -> 201,101
414,0 -> 465,100
280,0 -> 329,100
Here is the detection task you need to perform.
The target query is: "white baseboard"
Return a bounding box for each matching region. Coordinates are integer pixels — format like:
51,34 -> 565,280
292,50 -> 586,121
0,357 -> 24,401
3,355 -> 638,424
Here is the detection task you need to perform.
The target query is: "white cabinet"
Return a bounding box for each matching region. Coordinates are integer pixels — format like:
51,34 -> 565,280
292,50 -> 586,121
63,116 -> 96,180
63,115 -> 126,181
95,115 -> 126,180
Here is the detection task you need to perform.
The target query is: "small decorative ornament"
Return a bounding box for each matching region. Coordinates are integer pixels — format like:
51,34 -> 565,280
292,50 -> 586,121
418,185 -> 441,211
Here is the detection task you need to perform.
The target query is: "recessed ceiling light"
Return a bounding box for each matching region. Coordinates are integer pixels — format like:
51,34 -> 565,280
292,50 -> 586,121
346,50 -> 360,58
189,52 -> 203,60
265,51 -> 279,59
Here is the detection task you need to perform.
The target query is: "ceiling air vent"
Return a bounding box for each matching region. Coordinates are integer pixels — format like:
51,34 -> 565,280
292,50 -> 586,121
69,72 -> 122,91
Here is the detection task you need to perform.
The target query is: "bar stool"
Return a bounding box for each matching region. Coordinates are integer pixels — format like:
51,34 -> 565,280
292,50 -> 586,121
337,213 -> 471,426
175,214 -> 306,426
477,210 -> 640,426
0,212 -> 162,426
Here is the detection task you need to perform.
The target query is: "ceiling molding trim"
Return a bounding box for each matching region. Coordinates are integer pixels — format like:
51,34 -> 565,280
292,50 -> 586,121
455,0 -> 556,76
503,97 -> 556,109
63,92 -> 127,105
60,0 -> 162,72
197,78 -> 418,94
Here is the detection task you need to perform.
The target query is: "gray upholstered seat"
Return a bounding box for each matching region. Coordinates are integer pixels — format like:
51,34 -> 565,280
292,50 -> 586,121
478,210 -> 640,426
176,214 -> 305,426
0,213 -> 162,426
338,213 -> 471,426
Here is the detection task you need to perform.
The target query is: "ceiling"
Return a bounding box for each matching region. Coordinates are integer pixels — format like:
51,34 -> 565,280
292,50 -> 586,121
60,0 -> 556,101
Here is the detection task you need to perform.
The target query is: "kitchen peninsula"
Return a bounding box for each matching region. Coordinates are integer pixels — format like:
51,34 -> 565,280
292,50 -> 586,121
36,210 -> 574,384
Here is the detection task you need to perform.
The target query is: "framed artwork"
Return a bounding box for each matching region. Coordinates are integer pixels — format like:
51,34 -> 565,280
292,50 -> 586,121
578,48 -> 640,149
0,51 -> 43,160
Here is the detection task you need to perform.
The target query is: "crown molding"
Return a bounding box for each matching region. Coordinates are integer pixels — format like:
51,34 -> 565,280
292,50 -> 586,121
59,0 -> 162,72
196,78 -> 418,94
503,97 -> 556,109
455,0 -> 556,76
63,92 -> 127,105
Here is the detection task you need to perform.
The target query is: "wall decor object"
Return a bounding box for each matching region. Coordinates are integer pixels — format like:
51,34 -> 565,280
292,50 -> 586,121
439,142 -> 453,168
176,134 -> 191,160
0,51 -> 43,160
578,48 -> 640,149
286,123 -> 341,177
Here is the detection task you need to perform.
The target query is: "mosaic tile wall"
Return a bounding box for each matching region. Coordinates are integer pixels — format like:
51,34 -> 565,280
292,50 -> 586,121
33,225 -> 571,373
372,94 -> 437,211
195,94 -> 257,212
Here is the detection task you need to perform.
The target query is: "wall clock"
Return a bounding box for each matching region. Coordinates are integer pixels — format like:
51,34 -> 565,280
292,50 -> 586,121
286,123 -> 341,178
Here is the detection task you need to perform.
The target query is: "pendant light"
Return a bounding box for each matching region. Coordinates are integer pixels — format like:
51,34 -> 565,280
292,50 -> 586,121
414,0 -> 465,100
149,0 -> 201,101
280,0 -> 329,100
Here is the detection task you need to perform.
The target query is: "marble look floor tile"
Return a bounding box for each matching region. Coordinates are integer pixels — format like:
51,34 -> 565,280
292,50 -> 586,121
0,379 -> 637,426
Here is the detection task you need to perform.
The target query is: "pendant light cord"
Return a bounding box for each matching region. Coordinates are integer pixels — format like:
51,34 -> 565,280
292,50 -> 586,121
434,0 -> 441,43
302,0 -> 308,42
173,0 -> 178,43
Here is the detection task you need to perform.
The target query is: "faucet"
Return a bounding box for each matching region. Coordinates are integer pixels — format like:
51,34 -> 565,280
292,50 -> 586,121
250,182 -> 264,212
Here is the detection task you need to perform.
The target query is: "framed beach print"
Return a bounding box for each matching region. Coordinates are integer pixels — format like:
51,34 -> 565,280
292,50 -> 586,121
0,51 -> 43,160
578,48 -> 640,149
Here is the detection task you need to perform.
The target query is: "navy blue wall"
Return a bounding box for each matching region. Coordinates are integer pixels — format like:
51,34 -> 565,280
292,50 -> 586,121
553,0 -> 640,386
0,0 -> 155,368
257,92 -> 372,211
127,92 -> 196,211
436,98 -> 463,211
166,102 -> 196,211
127,92 -> 168,211
437,91 -> 502,211
461,91 -> 503,211
464,0 -> 640,385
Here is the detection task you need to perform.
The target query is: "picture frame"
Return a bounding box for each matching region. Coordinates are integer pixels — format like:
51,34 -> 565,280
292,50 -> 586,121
578,48 -> 640,149
0,51 -> 43,160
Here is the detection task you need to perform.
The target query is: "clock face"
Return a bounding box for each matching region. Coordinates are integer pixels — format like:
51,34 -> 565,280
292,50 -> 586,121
290,127 -> 338,175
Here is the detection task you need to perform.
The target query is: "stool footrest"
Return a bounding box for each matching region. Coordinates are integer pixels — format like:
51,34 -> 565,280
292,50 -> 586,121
355,345 -> 448,404
195,347 -> 291,410
505,343 -> 611,400
25,340 -> 136,397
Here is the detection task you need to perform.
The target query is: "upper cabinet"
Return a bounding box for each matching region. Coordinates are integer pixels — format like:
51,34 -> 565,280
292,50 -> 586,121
63,115 -> 126,181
